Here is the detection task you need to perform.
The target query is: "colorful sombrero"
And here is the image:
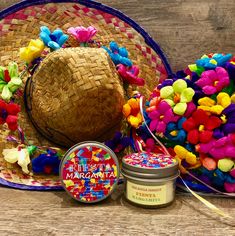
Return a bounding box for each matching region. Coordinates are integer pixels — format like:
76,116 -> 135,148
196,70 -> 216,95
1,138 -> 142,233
0,0 -> 172,190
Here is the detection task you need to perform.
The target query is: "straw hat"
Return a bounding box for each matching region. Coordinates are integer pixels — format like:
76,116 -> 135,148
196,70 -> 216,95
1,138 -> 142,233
0,0 -> 172,190
25,47 -> 125,147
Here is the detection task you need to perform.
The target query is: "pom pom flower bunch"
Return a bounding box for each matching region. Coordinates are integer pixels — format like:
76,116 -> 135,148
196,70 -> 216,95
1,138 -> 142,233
144,53 -> 235,193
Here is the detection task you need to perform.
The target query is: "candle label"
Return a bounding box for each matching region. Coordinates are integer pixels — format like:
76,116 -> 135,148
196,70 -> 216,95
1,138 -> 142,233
126,181 -> 167,205
61,144 -> 119,203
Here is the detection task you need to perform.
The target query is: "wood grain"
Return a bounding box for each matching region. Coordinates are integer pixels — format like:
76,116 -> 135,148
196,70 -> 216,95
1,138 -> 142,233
0,1 -> 235,235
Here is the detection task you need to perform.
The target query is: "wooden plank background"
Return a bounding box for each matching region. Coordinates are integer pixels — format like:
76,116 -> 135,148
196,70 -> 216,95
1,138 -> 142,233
0,1 -> 235,235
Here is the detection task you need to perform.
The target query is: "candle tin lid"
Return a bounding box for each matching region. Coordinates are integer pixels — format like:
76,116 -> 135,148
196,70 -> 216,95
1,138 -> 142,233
60,142 -> 120,203
122,152 -> 178,178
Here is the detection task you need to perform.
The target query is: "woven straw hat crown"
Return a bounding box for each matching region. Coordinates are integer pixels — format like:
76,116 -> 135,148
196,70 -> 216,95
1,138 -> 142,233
25,47 -> 125,147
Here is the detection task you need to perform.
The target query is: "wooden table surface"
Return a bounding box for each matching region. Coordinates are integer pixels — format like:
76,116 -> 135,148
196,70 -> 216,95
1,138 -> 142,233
0,0 -> 235,235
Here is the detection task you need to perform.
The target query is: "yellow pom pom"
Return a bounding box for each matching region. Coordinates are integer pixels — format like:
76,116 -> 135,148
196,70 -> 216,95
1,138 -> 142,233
198,97 -> 215,107
128,115 -> 140,128
174,145 -> 197,166
185,152 -> 197,165
19,39 -> 44,64
127,98 -> 139,110
174,145 -> 187,159
217,92 -> 231,108
122,104 -> 131,117
136,112 -> 143,122
231,93 -> 235,104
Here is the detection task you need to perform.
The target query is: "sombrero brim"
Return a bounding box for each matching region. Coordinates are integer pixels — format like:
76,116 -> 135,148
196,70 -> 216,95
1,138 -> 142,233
0,0 -> 172,190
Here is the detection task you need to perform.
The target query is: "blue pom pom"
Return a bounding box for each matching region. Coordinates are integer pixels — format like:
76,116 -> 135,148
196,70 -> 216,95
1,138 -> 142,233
110,41 -> 119,52
48,41 -> 60,50
40,31 -> 51,45
118,47 -> 128,58
120,57 -> 132,66
58,34 -> 69,47
51,29 -> 63,39
40,26 -> 51,35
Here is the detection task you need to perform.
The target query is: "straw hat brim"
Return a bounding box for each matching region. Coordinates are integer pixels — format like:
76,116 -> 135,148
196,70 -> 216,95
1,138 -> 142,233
0,0 -> 172,190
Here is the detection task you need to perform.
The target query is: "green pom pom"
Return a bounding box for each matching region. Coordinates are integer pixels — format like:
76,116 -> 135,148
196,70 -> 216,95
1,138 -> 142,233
173,79 -> 187,93
218,158 -> 234,172
160,86 -> 174,99
8,62 -> 18,78
27,145 -> 37,155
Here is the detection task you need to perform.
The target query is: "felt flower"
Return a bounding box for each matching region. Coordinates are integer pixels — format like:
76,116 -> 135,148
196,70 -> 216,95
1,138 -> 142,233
19,39 -> 45,64
174,145 -> 200,174
197,134 -> 235,160
117,64 -> 144,86
147,101 -> 179,133
39,26 -> 68,50
165,117 -> 187,144
103,41 -> 132,66
214,104 -> 235,138
105,131 -> 130,153
3,147 -> 31,174
160,79 -> 195,115
67,26 -> 97,43
32,149 -> 61,174
196,53 -> 232,69
123,98 -> 142,128
198,92 -> 231,115
158,76 -> 203,102
182,109 -> 222,145
195,67 -> 230,95
0,62 -> 22,101
0,100 -> 20,130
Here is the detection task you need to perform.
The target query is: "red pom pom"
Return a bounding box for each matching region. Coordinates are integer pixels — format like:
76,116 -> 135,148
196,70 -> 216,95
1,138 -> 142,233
6,115 -> 18,131
6,103 -> 21,115
205,116 -> 221,130
199,130 -> 213,143
182,117 -> 196,132
4,70 -> 11,83
0,100 -> 7,110
187,129 -> 199,144
192,109 -> 209,126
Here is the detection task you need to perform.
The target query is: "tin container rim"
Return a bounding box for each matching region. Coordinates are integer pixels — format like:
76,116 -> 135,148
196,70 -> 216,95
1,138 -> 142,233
59,141 -> 120,203
121,165 -> 178,179
121,169 -> 180,183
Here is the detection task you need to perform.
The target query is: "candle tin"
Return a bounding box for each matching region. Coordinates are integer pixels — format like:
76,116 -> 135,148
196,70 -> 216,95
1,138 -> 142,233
121,152 -> 179,208
60,142 -> 120,203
